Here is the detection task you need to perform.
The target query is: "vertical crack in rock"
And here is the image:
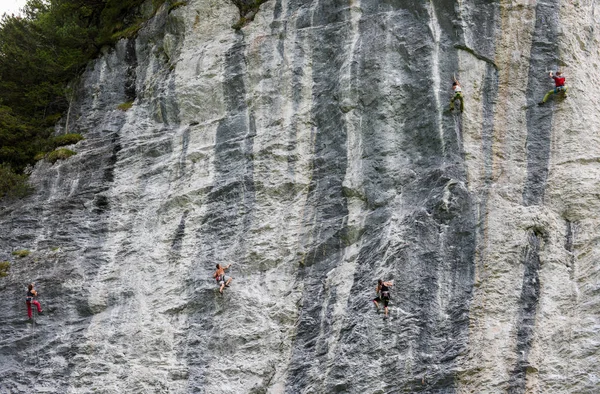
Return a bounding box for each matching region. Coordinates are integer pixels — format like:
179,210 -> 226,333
472,62 -> 500,282
509,231 -> 542,393
124,38 -> 138,102
522,0 -> 561,206
171,210 -> 189,259
187,33 -> 256,392
285,1 -> 351,391
454,0 -> 502,277
564,219 -> 575,280
177,127 -> 191,178
102,134 -> 122,186
470,0 -> 500,277
269,0 -> 302,180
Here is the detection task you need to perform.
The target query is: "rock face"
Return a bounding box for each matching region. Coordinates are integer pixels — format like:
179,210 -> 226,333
0,0 -> 599,393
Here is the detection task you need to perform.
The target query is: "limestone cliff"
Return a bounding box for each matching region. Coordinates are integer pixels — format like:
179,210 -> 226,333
1,0 -> 599,393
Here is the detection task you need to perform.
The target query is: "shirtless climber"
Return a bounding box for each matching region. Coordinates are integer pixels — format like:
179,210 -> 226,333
538,70 -> 567,105
449,79 -> 464,112
213,263 -> 232,294
372,279 -> 393,317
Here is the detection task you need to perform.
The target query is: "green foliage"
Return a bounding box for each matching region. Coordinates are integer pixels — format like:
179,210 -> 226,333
117,101 -> 134,111
0,0 -> 153,182
53,133 -> 84,147
0,261 -> 9,277
12,250 -> 30,258
96,0 -> 147,45
169,2 -> 187,12
34,152 -> 46,161
47,148 -> 76,163
110,21 -> 143,41
0,164 -> 33,199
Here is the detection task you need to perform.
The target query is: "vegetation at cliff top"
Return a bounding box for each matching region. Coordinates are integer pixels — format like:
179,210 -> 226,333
0,0 -> 169,197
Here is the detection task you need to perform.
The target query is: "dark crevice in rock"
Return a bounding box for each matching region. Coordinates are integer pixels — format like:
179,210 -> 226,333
564,220 -> 573,254
171,210 -> 189,252
103,133 -> 122,184
522,0 -> 561,206
231,0 -> 271,30
564,220 -> 575,280
454,45 -> 499,70
124,38 -> 138,102
509,231 -> 542,393
177,127 -> 191,178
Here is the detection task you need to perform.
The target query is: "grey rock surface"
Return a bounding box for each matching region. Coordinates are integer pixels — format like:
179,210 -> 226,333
1,0 -> 599,393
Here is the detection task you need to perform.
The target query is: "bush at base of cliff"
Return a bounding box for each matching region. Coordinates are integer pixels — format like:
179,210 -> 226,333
0,164 -> 33,199
47,148 -> 76,164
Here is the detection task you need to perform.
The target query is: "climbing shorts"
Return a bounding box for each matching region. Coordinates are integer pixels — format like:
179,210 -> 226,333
373,296 -> 390,308
219,275 -> 231,285
555,86 -> 566,93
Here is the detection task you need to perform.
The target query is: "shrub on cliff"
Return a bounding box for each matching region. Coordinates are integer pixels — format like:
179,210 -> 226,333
0,164 -> 33,199
11,250 -> 30,258
117,101 -> 134,111
53,133 -> 84,147
46,148 -> 76,164
0,261 -> 9,277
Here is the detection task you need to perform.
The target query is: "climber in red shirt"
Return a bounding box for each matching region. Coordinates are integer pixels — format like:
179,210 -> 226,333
538,71 -> 568,105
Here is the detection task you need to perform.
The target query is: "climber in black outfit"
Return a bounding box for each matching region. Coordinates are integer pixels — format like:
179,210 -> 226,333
372,279 -> 393,317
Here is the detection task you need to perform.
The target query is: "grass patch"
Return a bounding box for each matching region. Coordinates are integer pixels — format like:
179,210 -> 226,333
33,134 -> 84,163
53,133 -> 84,147
34,152 -> 46,161
117,101 -> 134,111
12,250 -> 30,258
0,261 -> 9,277
47,148 -> 76,164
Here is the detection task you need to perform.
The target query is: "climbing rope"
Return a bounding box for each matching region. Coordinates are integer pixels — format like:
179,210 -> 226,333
31,307 -> 36,367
